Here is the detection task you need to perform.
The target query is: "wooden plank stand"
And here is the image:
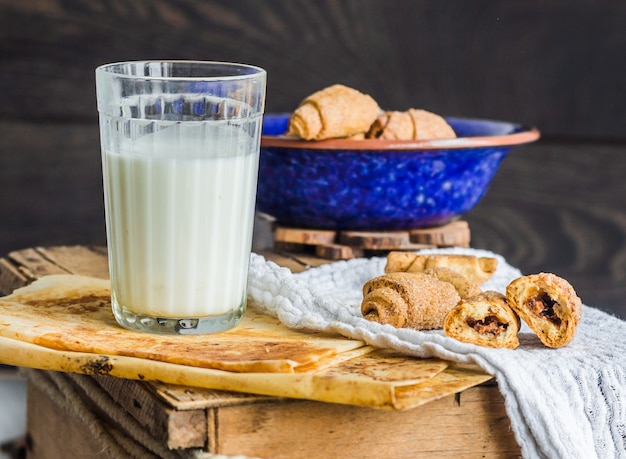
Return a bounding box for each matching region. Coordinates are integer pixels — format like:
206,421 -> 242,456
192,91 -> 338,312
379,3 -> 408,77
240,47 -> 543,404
273,220 -> 471,260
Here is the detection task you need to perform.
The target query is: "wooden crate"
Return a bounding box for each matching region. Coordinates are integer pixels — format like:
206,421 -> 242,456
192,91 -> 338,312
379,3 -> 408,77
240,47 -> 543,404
25,370 -> 519,459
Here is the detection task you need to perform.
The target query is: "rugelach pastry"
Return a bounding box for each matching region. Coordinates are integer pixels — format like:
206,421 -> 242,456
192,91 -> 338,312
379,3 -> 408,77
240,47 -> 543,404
423,267 -> 482,299
506,273 -> 582,348
361,272 -> 461,330
384,252 -> 498,285
443,291 -> 521,349
367,108 -> 457,140
287,84 -> 380,140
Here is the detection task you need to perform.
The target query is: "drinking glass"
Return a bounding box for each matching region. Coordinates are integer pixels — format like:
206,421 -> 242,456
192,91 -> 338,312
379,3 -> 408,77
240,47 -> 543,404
96,61 -> 266,334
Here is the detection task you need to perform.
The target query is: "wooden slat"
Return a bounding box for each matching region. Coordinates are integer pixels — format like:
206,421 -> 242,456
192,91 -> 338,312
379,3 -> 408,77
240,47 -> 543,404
0,246 -> 109,295
339,231 -> 431,251
256,249 -> 326,273
410,220 -> 471,247
26,371 -> 197,457
92,375 -> 206,450
37,245 -> 110,279
0,257 -> 29,294
164,409 -> 207,450
150,382 -> 281,411
7,247 -> 70,278
273,221 -> 473,260
210,384 -> 519,458
273,224 -> 459,261
27,382 -> 115,459
274,228 -> 337,246
316,243 -> 364,260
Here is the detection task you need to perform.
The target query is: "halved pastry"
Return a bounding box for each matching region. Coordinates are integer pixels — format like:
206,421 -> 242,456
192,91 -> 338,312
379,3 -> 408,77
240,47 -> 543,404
506,273 -> 582,348
361,272 -> 461,330
443,291 -> 521,349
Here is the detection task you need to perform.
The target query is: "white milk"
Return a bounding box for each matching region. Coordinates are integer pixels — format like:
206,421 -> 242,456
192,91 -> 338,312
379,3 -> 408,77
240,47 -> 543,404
103,121 -> 259,318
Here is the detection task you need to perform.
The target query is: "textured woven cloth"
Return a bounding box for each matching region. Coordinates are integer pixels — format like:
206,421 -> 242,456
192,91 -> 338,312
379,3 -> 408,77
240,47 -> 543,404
247,248 -> 626,459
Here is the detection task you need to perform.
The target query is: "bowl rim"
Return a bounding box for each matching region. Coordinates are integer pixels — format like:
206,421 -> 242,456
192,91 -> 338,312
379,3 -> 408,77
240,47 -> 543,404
261,116 -> 540,151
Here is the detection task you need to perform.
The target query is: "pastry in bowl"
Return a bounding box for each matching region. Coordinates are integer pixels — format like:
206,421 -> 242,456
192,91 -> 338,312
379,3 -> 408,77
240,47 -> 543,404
287,84 -> 380,140
259,85 -> 540,230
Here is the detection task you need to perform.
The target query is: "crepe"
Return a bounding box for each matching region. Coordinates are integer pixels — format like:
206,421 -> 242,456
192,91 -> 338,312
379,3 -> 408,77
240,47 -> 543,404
3,333 -> 466,410
0,274 -> 493,410
0,275 -> 366,373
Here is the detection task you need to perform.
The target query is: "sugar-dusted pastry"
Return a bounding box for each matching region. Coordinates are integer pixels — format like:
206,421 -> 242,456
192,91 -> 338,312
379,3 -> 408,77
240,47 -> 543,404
423,267 -> 482,299
361,272 -> 461,330
366,108 -> 457,140
443,291 -> 521,349
287,84 -> 380,140
383,251 -> 421,273
366,110 -> 414,140
384,252 -> 498,285
506,273 -> 582,348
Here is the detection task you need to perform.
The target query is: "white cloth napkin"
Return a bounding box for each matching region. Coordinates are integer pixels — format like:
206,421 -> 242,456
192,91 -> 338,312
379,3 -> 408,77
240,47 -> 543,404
247,247 -> 626,459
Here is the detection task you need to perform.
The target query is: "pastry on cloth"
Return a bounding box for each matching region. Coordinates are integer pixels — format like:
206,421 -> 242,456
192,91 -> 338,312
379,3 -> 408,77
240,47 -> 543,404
385,252 -> 498,285
287,84 -> 380,140
366,109 -> 457,140
443,291 -> 521,349
423,267 -> 482,299
506,273 -> 582,348
361,272 -> 461,330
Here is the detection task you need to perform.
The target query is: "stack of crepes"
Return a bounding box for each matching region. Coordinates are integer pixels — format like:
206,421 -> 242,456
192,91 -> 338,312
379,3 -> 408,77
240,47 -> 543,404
0,269 -> 491,411
246,247 -> 626,459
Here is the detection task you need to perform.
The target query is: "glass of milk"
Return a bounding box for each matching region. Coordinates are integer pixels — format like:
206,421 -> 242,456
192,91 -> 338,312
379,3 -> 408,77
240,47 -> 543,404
95,61 -> 266,334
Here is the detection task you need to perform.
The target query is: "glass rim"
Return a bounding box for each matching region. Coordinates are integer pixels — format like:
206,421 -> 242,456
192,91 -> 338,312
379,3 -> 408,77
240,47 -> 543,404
95,60 -> 266,81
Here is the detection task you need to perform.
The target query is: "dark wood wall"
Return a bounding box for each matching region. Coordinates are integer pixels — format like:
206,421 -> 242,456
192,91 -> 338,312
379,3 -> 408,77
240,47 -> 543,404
1,1 -> 625,317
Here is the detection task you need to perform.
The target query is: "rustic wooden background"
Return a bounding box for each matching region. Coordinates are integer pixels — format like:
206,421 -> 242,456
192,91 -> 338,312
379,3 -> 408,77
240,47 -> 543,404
1,0 -> 625,318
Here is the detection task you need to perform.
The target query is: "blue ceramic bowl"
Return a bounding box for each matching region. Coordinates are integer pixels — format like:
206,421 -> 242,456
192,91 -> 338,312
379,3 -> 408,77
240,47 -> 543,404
258,113 -> 539,230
